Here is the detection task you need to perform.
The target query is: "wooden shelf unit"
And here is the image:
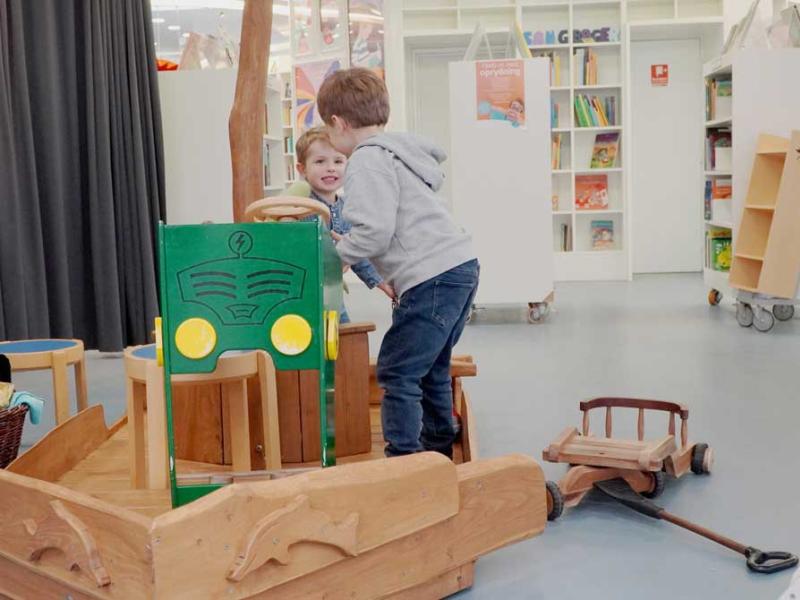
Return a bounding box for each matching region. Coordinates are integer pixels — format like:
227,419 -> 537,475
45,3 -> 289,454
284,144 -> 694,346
730,132 -> 800,298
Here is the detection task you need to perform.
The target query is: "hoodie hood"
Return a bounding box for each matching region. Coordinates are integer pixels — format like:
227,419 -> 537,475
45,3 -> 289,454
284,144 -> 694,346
355,132 -> 447,192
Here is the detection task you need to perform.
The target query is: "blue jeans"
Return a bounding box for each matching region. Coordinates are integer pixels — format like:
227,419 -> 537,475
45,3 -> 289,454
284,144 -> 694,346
377,259 -> 479,458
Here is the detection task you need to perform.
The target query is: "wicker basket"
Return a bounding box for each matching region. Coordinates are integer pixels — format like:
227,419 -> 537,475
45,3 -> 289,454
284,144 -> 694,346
0,404 -> 28,468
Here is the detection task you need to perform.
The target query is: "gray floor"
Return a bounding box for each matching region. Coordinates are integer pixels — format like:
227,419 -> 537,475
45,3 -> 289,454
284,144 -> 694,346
11,273 -> 800,599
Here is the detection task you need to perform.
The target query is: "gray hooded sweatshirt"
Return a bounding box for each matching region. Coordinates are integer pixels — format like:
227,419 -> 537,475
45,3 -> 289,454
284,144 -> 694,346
336,132 -> 475,297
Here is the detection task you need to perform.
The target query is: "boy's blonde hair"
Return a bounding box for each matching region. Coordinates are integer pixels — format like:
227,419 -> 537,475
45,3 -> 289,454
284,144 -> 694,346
295,126 -> 333,166
317,67 -> 390,128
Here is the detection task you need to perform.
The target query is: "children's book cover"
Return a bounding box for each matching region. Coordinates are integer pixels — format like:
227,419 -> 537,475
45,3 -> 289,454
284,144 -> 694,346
476,60 -> 526,128
590,133 -> 619,168
575,175 -> 609,210
591,219 -> 614,249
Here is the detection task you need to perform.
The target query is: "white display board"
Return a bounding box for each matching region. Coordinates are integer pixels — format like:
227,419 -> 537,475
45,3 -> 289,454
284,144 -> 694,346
159,69 -> 237,225
449,59 -> 554,306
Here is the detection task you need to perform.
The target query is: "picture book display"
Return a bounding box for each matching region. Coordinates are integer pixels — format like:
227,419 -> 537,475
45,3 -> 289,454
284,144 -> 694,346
552,133 -> 563,170
574,48 -> 598,86
575,175 -> 609,210
706,229 -> 732,271
574,94 -> 616,127
590,133 -> 619,169
591,220 -> 614,250
476,60 -> 526,128
705,130 -> 731,170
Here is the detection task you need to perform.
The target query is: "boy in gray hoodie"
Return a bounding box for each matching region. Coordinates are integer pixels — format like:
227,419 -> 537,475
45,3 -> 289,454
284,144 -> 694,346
317,68 -> 479,459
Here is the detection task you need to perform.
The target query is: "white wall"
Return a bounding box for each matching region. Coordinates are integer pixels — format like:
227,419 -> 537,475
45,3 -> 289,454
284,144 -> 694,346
159,69 -> 237,224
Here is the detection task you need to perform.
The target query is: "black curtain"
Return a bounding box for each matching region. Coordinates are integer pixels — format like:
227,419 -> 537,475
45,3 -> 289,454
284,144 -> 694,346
0,0 -> 164,351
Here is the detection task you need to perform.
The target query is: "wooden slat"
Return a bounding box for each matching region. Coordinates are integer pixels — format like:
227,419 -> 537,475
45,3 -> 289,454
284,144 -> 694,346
384,561 -> 475,599
0,553 -> 98,600
276,371 -> 303,463
258,455 -> 545,600
8,406 -> 111,483
173,383 -> 224,464
150,453 -> 461,598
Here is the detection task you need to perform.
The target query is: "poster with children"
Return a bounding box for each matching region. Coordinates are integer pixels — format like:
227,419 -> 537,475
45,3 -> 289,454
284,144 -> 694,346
476,60 -> 526,128
349,0 -> 385,80
294,59 -> 342,132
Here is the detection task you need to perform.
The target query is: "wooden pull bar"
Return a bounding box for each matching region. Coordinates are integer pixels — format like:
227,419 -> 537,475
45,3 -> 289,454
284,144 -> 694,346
605,407 -> 612,438
680,417 -> 688,449
637,408 -> 644,441
669,414 -> 675,436
582,410 -> 589,436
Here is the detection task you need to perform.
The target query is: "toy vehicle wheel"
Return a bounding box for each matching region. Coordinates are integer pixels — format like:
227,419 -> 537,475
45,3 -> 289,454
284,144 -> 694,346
708,289 -> 722,306
753,309 -> 775,333
773,304 -> 795,321
691,443 -> 713,475
736,302 -> 754,328
546,480 -> 564,521
642,471 -> 666,499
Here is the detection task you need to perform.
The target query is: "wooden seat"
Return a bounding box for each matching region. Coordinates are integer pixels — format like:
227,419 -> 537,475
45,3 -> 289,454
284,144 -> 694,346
544,427 -> 677,472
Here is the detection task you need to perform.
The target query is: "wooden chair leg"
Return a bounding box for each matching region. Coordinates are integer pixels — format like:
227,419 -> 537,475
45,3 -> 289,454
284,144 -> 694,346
145,362 -> 169,490
258,351 -> 282,469
51,350 -> 70,424
74,356 -> 89,412
225,380 -> 252,472
127,377 -> 146,489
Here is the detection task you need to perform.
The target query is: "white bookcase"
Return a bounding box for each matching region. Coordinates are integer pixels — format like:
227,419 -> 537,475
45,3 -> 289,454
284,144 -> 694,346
702,55 -> 733,304
263,73 -> 290,196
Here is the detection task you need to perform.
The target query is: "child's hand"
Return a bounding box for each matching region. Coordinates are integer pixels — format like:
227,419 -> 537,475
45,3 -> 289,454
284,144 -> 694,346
377,282 -> 396,301
331,231 -> 343,243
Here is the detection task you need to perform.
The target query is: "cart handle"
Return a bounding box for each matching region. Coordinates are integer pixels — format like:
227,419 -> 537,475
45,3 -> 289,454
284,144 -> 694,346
580,398 -> 690,447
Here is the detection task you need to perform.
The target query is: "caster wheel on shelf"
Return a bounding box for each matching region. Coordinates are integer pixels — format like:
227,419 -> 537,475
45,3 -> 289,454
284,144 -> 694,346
708,289 -> 722,306
736,302 -> 754,328
773,304 -> 795,322
753,309 -> 775,333
545,480 -> 564,521
642,471 -> 666,499
528,303 -> 549,324
691,443 -> 713,475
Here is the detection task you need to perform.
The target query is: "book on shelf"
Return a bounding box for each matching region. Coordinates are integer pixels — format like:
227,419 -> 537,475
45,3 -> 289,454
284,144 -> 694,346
282,104 -> 292,127
574,48 -> 598,86
559,222 -> 572,252
263,138 -> 272,188
590,132 -> 619,169
286,161 -> 296,182
705,77 -> 731,121
591,220 -> 614,250
533,51 -> 562,87
552,133 -> 563,170
705,130 -> 731,170
551,101 -> 560,128
574,94 -> 615,127
552,194 -> 559,211
575,174 -> 609,210
704,180 -> 713,221
284,133 -> 295,154
705,229 -> 732,271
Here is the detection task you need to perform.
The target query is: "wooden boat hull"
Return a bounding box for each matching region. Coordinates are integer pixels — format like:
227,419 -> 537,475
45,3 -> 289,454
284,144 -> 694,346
1,402 -> 546,599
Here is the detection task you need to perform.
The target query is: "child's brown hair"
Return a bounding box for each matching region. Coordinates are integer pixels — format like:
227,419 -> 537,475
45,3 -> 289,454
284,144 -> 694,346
295,126 -> 333,166
317,67 -> 390,128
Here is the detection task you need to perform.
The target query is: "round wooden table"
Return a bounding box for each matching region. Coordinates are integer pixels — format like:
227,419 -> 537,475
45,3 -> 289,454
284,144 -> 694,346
0,339 -> 88,424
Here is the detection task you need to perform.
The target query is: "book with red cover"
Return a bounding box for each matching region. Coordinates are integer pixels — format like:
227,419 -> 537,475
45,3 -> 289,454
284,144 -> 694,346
575,174 -> 609,210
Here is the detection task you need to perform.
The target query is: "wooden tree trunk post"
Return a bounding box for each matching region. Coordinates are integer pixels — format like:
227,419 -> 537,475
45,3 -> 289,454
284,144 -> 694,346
230,0 -> 273,223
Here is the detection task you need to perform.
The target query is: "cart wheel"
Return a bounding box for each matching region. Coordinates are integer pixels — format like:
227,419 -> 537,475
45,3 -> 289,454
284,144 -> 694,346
691,443 -> 713,475
773,304 -> 795,321
736,302 -> 754,328
642,471 -> 666,499
708,289 -> 722,306
753,309 -> 775,333
546,480 -> 564,521
465,304 -> 476,324
528,303 -> 548,324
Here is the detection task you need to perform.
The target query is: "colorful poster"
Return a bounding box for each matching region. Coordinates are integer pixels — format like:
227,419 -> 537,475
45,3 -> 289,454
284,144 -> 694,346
320,0 -> 345,50
349,0 -> 385,79
294,59 -> 342,132
292,0 -> 313,56
476,60 -> 526,128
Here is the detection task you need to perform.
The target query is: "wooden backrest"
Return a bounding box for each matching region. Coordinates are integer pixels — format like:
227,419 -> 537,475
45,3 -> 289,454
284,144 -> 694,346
579,397 -> 690,449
